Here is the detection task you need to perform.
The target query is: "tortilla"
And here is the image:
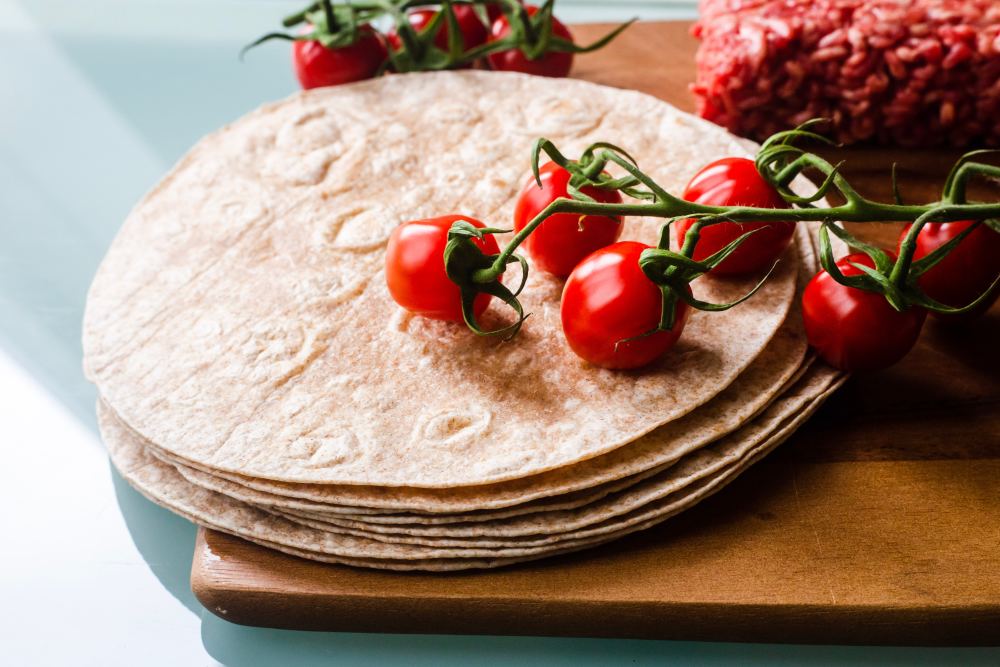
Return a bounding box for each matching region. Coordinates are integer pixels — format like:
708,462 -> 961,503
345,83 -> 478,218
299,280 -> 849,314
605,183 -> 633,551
119,221 -> 817,516
140,325 -> 807,517
101,374 -> 842,568
267,363 -> 841,544
85,71 -> 800,488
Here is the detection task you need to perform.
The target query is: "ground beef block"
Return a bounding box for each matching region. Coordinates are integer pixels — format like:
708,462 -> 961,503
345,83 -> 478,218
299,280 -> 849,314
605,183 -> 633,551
692,0 -> 1000,146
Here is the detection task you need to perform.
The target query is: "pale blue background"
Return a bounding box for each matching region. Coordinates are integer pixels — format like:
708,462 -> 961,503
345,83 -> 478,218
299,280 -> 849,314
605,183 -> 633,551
1,1 -> 998,664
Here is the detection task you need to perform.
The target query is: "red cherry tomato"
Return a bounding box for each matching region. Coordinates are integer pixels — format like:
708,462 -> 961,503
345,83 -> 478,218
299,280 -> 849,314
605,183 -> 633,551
386,215 -> 500,322
802,252 -> 926,372
675,157 -> 796,276
561,242 -> 691,369
513,162 -> 624,277
898,220 -> 1000,319
386,6 -> 488,54
487,6 -> 574,77
292,25 -> 387,89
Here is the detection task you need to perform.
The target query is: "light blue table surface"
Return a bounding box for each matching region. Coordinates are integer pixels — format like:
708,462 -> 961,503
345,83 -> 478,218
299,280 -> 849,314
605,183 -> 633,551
2,1 -> 998,664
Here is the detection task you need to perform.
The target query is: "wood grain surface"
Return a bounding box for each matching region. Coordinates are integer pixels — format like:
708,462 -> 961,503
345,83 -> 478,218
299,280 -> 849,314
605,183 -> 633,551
191,22 -> 1000,645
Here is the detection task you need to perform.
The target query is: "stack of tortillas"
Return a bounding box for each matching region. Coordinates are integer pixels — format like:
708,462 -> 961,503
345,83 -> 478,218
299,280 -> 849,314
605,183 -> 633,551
84,72 -> 845,571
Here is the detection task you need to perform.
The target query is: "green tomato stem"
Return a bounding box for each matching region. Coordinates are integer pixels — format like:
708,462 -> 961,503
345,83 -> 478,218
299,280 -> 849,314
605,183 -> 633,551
471,193 -> 1000,287
452,128 -> 1000,339
470,198 -> 653,284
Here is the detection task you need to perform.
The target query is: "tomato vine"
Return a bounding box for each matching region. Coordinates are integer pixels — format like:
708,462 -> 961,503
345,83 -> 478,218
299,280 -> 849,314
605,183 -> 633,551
444,123 -> 1000,338
243,0 -> 634,75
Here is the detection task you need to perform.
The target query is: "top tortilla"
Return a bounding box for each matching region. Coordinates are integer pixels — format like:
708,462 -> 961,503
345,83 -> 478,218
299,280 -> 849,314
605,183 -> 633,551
114,224 -> 814,514
83,71 -> 797,487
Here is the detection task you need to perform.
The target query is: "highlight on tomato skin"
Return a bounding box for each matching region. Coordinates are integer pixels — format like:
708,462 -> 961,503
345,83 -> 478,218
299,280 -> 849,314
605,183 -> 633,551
385,215 -> 500,322
898,220 -> 1000,320
292,25 -> 388,90
513,162 -> 624,278
561,241 -> 690,370
486,6 -> 575,77
676,157 -> 796,276
802,252 -> 927,372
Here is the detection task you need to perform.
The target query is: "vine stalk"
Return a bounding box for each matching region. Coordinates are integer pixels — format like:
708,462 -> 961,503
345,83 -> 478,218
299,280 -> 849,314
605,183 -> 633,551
446,128 -> 1000,336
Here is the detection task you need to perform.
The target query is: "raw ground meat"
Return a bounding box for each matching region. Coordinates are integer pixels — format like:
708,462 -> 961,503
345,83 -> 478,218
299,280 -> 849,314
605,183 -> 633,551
692,0 -> 1000,146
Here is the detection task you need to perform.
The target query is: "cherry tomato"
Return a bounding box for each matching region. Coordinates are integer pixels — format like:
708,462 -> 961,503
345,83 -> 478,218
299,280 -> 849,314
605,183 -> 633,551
802,252 -> 926,372
386,215 -> 500,322
292,25 -> 387,90
898,220 -> 1000,319
675,157 -> 796,276
513,162 -> 624,277
386,6 -> 488,55
487,6 -> 574,77
561,241 -> 691,369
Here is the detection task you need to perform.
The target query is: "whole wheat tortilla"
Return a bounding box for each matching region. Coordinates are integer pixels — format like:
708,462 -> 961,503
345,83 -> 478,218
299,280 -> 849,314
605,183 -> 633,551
151,336 -> 806,515
137,358 -> 811,528
101,374 -> 842,569
85,71 -> 801,488
141,331 -> 807,518
127,223 -> 816,515
167,360 -> 810,525
134,352 -> 808,526
232,363 -> 842,543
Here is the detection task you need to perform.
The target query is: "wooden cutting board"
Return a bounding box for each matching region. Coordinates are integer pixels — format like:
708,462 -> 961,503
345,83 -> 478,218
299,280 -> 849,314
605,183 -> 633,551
190,22 -> 1000,645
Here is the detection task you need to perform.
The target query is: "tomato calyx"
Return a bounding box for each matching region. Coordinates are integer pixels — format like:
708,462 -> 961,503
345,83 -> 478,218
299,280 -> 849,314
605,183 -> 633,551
636,219 -> 776,337
487,2 -> 635,64
386,4 -> 480,73
242,0 -> 382,59
443,220 -> 528,338
530,139 -> 649,203
754,123 -> 1000,316
244,1 -> 633,78
819,218 -> 1000,317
